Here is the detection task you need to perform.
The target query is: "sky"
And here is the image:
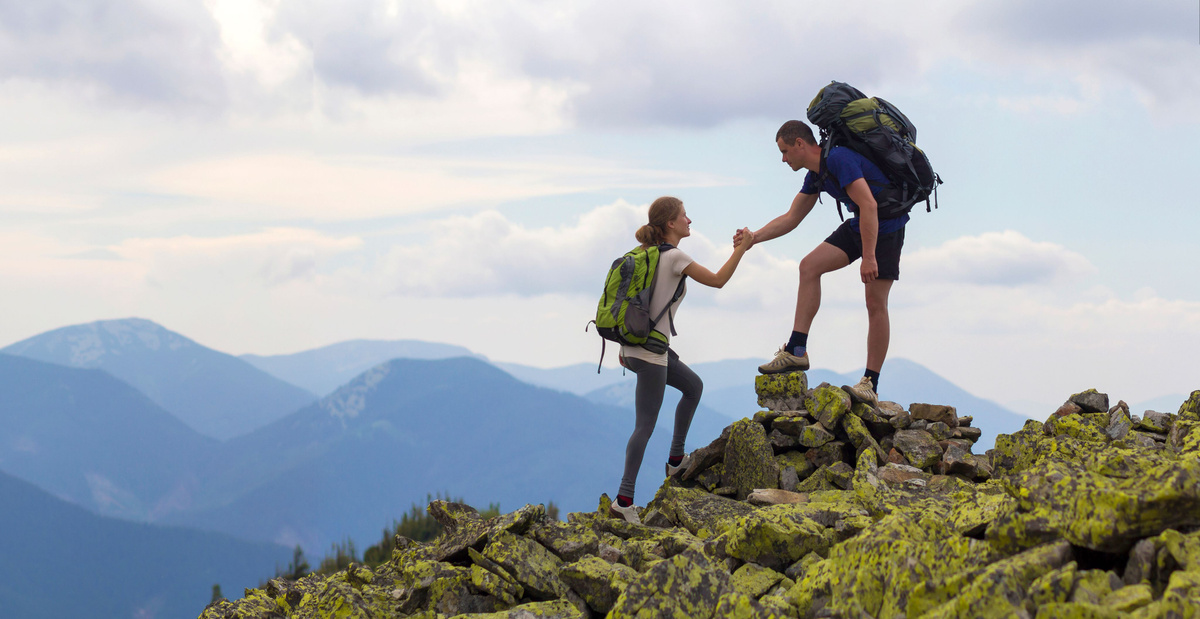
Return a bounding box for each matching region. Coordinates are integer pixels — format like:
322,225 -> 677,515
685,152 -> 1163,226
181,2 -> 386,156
1,0 -> 1198,417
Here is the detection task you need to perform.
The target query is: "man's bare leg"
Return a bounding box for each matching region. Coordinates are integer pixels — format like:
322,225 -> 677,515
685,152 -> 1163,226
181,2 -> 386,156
793,242 -> 851,333
864,278 -> 894,373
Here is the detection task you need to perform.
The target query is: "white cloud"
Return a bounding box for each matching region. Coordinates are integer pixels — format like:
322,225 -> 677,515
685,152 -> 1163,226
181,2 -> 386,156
905,230 -> 1096,287
114,227 -> 363,287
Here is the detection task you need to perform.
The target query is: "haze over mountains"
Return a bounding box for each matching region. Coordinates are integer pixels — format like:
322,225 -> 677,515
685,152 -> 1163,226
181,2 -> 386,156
0,316 -> 1081,618
0,468 -> 289,619
2,318 -> 316,440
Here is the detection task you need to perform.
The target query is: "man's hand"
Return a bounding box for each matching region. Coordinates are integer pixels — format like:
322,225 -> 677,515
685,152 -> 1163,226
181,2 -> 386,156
861,257 -> 879,284
733,228 -> 756,249
734,228 -> 754,251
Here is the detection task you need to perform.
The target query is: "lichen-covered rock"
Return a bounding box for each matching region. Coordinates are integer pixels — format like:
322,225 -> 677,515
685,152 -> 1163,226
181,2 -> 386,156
558,555 -> 637,614
722,418 -> 779,500
998,455 -> 1200,553
773,450 -> 815,484
1045,413 -> 1109,443
649,485 -> 754,540
528,520 -> 599,563
730,562 -> 786,598
483,530 -> 570,599
990,419 -> 1049,476
608,549 -> 731,619
1071,389 -> 1110,413
841,412 -> 886,465
755,371 -> 807,412
461,599 -> 585,618
907,540 -> 1073,618
804,440 -> 851,468
805,385 -> 852,429
723,504 -> 842,572
910,403 -> 958,428
1180,390 -> 1200,422
794,421 -> 835,449
893,428 -> 942,469
771,413 -> 809,437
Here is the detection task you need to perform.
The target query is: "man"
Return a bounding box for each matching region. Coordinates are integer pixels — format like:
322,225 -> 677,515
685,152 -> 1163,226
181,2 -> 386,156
736,120 -> 909,406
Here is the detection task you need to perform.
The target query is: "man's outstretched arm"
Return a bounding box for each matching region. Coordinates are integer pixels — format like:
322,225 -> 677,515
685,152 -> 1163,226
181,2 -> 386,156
740,191 -> 819,247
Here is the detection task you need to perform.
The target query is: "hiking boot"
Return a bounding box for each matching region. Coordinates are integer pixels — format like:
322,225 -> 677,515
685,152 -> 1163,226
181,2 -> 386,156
758,346 -> 810,374
666,453 -> 693,478
844,376 -> 879,407
608,501 -> 642,524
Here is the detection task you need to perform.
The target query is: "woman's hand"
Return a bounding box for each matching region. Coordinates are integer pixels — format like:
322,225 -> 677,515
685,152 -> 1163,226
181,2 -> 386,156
735,227 -> 754,251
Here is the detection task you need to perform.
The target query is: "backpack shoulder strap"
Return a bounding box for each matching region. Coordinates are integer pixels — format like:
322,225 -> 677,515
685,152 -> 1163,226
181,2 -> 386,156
650,244 -> 687,336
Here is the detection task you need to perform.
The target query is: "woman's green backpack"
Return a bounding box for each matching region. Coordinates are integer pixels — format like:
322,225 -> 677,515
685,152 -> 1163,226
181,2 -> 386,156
587,243 -> 686,372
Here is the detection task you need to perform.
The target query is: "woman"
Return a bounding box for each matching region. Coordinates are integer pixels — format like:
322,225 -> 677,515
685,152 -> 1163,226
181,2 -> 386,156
610,196 -> 753,524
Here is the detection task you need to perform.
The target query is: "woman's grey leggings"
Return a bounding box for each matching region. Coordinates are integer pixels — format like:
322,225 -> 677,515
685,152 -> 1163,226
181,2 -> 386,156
618,348 -> 703,499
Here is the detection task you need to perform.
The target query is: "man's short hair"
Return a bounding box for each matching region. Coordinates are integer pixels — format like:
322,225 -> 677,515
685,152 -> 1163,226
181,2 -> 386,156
776,120 -> 817,146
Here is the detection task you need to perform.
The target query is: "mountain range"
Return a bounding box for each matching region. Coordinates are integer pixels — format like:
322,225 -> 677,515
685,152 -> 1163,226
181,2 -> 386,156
0,316 -> 1124,618
2,319 -> 316,440
0,468 -> 288,619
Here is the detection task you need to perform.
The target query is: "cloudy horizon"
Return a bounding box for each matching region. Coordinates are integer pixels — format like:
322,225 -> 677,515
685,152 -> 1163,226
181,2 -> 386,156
2,0 -> 1199,417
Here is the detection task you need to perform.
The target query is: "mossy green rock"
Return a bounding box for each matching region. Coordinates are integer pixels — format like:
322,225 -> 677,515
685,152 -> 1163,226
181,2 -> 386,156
730,562 -> 786,598
724,504 -> 840,572
1045,413 -> 1109,443
1179,390 -> 1200,422
841,412 -> 886,465
1071,389 -> 1110,413
558,555 -> 637,614
527,520 -> 599,563
608,549 -> 731,619
892,428 -> 942,469
483,530 -> 570,599
1000,456 -> 1200,552
755,372 -> 807,411
805,385 -> 851,429
649,485 -> 754,540
722,418 -> 779,501
794,422 -> 834,448
457,598 -> 584,618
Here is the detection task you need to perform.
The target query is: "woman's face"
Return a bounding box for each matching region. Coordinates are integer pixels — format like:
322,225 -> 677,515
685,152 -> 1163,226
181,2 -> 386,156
669,207 -> 692,238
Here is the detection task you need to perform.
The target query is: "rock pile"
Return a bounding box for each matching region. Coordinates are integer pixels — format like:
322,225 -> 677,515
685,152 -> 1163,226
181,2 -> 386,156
201,382 -> 1200,619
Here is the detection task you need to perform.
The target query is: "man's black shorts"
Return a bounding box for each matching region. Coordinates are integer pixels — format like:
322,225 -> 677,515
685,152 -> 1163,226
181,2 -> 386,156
823,219 -> 906,280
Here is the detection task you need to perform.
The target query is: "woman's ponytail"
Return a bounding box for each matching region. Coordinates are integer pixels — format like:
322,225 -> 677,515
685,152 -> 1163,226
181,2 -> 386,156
635,196 -> 683,246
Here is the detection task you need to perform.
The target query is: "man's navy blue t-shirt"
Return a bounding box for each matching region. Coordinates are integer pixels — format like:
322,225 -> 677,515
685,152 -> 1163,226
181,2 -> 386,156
800,146 -> 909,234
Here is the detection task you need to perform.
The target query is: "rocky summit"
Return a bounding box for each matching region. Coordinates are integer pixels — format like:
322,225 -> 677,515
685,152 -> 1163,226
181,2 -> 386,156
201,377 -> 1200,619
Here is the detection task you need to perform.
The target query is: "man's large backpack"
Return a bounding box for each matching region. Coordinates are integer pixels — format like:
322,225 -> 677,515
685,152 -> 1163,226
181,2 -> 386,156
806,81 -> 943,220
587,244 -> 686,373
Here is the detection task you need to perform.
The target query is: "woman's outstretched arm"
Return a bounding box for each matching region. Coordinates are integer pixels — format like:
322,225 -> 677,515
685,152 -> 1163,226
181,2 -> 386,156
683,227 -> 753,289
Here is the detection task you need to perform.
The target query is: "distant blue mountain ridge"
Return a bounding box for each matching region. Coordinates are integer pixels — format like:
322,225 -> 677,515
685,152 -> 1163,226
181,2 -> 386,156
2,318 -> 317,440
0,468 -> 289,619
241,339 -> 482,397
163,356 -> 732,553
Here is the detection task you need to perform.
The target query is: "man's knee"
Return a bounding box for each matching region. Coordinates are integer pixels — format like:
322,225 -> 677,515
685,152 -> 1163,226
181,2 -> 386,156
798,255 -> 824,280
865,290 -> 890,316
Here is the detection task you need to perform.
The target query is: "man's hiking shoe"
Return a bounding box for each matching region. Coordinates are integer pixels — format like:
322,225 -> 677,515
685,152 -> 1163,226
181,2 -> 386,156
666,453 -> 693,478
608,502 -> 642,524
844,376 -> 879,407
758,347 -> 810,374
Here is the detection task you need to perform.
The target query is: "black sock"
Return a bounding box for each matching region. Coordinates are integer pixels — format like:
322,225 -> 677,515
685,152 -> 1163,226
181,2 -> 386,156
616,494 -> 633,508
786,331 -> 808,356
864,369 -> 880,392
668,455 -> 683,466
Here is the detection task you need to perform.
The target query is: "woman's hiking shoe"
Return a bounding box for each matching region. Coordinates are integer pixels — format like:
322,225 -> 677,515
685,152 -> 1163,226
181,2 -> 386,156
758,347 -> 810,374
666,453 -> 693,478
608,502 -> 642,524
844,376 -> 879,407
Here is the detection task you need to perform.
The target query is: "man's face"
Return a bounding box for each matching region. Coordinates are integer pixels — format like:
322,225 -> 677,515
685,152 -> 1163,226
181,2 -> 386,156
778,137 -> 809,172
